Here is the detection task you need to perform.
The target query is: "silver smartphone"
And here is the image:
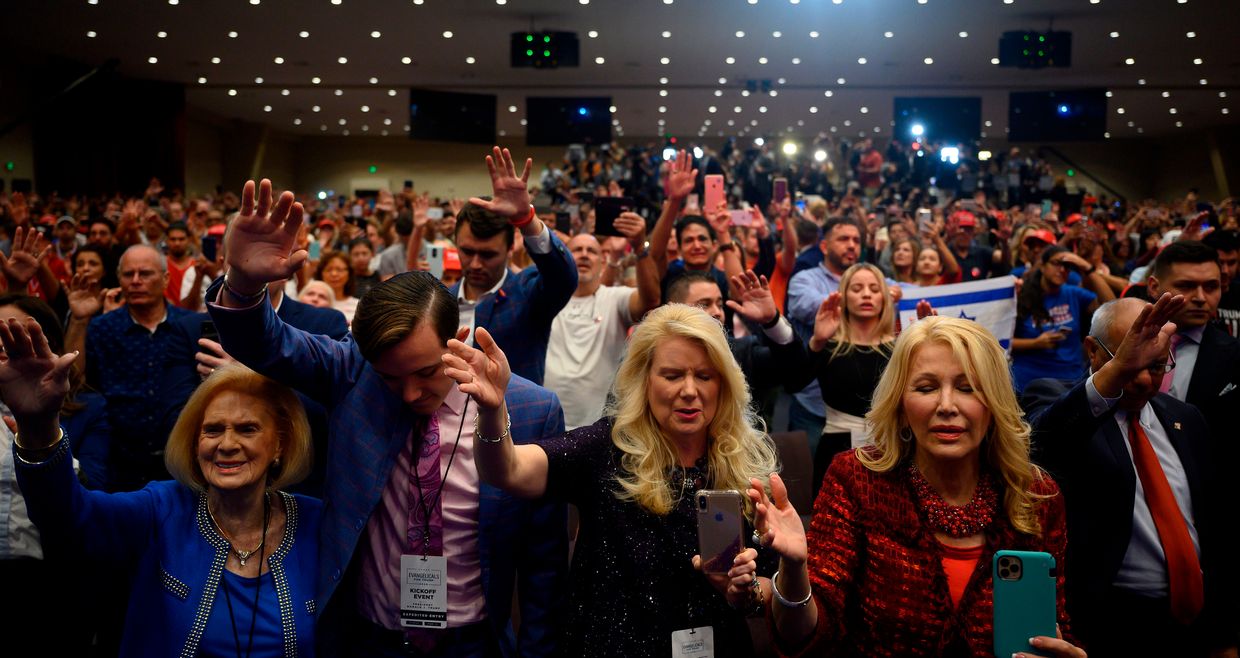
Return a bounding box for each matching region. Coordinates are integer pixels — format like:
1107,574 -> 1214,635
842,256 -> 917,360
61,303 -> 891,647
696,490 -> 745,575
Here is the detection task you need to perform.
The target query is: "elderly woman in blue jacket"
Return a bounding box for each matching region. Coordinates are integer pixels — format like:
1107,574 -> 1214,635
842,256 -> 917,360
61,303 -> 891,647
1,314 -> 321,658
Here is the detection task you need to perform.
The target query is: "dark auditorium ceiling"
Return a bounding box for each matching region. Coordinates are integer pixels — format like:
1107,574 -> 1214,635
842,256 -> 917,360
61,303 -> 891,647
4,0 -> 1238,142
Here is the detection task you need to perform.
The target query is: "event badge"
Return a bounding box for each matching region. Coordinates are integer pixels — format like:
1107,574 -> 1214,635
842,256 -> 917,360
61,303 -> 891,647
671,626 -> 715,658
399,555 -> 447,629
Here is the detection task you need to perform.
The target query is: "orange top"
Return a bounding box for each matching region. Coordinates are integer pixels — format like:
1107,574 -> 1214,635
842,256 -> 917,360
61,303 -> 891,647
939,542 -> 985,608
769,262 -> 791,314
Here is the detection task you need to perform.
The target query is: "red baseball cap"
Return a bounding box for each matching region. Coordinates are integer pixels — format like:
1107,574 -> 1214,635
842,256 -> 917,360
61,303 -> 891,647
207,224 -> 227,237
1024,229 -> 1057,245
317,218 -> 336,230
952,210 -> 978,228
1065,213 -> 1084,226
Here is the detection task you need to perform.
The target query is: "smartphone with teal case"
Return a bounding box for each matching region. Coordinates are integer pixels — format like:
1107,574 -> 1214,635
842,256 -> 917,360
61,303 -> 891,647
993,550 -> 1057,657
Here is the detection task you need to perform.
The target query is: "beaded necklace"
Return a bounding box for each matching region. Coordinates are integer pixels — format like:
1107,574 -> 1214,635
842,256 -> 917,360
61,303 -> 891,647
908,464 -> 998,538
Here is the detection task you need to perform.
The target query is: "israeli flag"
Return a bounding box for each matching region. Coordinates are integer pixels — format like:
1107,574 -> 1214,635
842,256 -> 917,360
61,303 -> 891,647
897,276 -> 1018,350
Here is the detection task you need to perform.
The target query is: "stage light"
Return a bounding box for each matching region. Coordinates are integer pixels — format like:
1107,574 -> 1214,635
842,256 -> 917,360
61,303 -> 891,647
813,149 -> 827,162
910,123 -> 926,137
782,142 -> 798,156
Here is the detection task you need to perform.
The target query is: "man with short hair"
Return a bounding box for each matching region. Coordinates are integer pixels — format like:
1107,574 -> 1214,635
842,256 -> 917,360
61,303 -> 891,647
377,213 -> 414,281
543,213 -> 659,430
163,221 -> 195,307
947,210 -> 1005,281
209,165 -> 567,657
83,244 -> 192,490
450,166 -> 577,386
1029,296 -> 1238,657
785,217 -> 862,444
1203,229 -> 1240,336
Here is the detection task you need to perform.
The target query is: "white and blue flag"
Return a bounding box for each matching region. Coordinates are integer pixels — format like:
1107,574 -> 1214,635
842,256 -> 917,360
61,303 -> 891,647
897,276 -> 1018,350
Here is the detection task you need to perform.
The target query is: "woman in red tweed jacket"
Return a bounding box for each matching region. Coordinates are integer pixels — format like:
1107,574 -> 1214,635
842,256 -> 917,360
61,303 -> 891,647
745,317 -> 1087,657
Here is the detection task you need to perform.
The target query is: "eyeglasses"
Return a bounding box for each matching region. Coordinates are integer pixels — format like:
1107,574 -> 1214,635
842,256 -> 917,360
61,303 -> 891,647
1094,338 -> 1175,374
1047,259 -> 1071,270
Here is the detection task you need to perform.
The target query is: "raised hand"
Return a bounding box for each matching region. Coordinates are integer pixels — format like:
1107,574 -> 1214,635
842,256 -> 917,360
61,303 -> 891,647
810,292 -> 843,351
1109,293 -> 1186,374
0,317 -> 77,426
412,192 -> 431,229
612,211 -> 647,249
469,146 -> 533,220
195,338 -> 237,379
725,271 -> 777,325
748,475 -> 807,564
103,288 -> 125,313
67,272 -> 104,320
0,226 -> 50,287
751,206 -> 770,240
665,149 -> 698,202
691,548 -> 761,610
707,202 -> 732,242
915,299 -> 937,320
224,179 -> 307,295
442,326 -> 511,411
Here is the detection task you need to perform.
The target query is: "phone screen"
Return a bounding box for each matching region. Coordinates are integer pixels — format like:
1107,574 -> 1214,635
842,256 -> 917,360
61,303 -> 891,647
773,178 -> 788,204
201,236 -> 217,263
308,241 -> 322,260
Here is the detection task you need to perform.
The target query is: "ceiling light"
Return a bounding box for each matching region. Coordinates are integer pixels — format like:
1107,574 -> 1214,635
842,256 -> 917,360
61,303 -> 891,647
813,149 -> 827,162
157,31 -> 168,38
1125,57 -> 1135,65
754,137 -> 765,146
211,57 -> 221,64
782,142 -> 797,155
1186,31 -> 1196,38
837,77 -> 845,84
588,30 -> 599,38
1193,57 -> 1203,64
1110,31 -> 1120,38
1223,108 -> 1231,115
1200,79 -> 1208,85
465,56 -> 476,64
709,106 -> 718,113
660,57 -> 670,64
1105,91 -> 1113,97
959,31 -> 968,38
496,0 -> 506,5
718,77 -> 727,84
311,76 -> 321,83
759,106 -> 768,113
824,90 -> 834,97
263,105 -> 272,112
742,90 -> 750,97
860,106 -> 869,113
86,30 -> 96,38
857,57 -> 867,64
1169,108 -> 1177,114
320,125 -> 327,132
197,77 -> 206,84
371,30 -> 381,38
770,90 -> 779,96
368,77 -> 378,84
662,31 -> 671,38
254,77 -> 263,84
810,106 -> 818,113
659,90 -> 668,97
1116,107 -> 1125,114
312,105 -> 321,112
339,119 -> 347,125
281,89 -> 290,95
1162,91 -> 1171,98
293,118 -> 302,125
384,118 -> 392,125
299,30 -> 310,38
773,31 -> 782,38
361,105 -> 370,112
401,56 -> 412,64
991,57 -> 1001,64
734,106 -> 742,113
334,89 -> 343,96
1138,79 -> 1146,85
758,57 -> 768,64
714,90 -> 723,96
168,0 -> 178,4
250,0 -> 260,4
725,57 -> 735,64
1176,121 -> 1183,127
227,31 -> 238,38
338,56 -> 348,64
658,106 -> 667,113
810,31 -> 820,38
388,89 -> 397,96
1221,92 -> 1228,98
985,120 -> 993,127
660,77 -> 669,84
442,30 -> 453,38
924,57 -> 934,65
148,56 -> 158,64
274,56 -> 284,64
228,89 -> 237,96
507,105 -> 518,113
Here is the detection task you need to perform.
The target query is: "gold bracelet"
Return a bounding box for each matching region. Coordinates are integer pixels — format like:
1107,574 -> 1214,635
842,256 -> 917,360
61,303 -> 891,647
14,427 -> 66,460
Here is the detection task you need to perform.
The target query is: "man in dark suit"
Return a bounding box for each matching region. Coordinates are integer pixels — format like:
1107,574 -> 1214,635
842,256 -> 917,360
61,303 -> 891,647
213,170 -> 566,658
1028,296 -> 1238,657
448,151 -> 577,386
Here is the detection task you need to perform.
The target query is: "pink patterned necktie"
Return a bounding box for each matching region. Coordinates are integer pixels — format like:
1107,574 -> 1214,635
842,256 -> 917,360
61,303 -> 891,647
1158,334 -> 1182,394
406,414 -> 442,651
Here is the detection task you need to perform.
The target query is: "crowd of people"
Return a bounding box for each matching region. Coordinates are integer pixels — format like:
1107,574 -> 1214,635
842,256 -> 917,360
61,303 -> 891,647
0,136 -> 1238,658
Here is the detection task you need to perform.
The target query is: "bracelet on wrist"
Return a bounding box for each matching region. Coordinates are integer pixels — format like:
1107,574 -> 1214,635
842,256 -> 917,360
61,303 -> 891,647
761,310 -> 782,330
14,427 -> 66,463
223,273 -> 267,305
770,570 -> 813,608
474,411 -> 512,444
510,205 -> 536,229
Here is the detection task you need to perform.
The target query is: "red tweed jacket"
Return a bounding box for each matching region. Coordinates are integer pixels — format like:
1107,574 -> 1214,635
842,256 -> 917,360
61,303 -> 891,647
782,450 -> 1070,658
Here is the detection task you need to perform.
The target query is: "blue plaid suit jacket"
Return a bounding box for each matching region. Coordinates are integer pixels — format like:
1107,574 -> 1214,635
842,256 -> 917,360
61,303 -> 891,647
206,280 -> 567,657
450,229 -> 577,385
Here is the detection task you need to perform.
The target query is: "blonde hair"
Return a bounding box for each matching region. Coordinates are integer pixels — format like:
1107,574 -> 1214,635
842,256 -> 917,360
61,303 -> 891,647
165,365 -> 313,492
831,263 -> 896,360
607,304 -> 778,517
862,316 -> 1049,536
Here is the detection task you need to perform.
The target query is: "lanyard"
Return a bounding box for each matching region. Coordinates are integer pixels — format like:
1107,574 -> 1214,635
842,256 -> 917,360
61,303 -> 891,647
411,397 -> 469,556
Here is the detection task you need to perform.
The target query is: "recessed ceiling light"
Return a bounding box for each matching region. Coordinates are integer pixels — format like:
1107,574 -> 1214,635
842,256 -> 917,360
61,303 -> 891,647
1110,31 -> 1120,38
338,56 -> 348,64
369,77 -> 378,84
250,0 -> 260,5
465,56 -> 476,64
658,106 -> 667,113
1200,79 -> 1208,85
991,57 -> 1000,64
228,31 -> 238,38
442,30 -> 453,39
860,106 -> 869,113
736,31 -> 745,38
1116,107 -> 1125,114
777,78 -> 786,84
660,57 -> 670,64
857,57 -> 867,64
959,31 -> 968,38
659,77 -> 669,84
508,105 -> 518,113
1162,91 -> 1171,98
714,90 -> 723,96
311,76 -> 321,84
388,89 -> 397,96
339,118 -> 347,125
293,118 -> 302,125
263,105 -> 272,112
1221,91 -> 1228,98
361,105 -> 370,112
1176,121 -> 1183,127
579,0 -> 589,4
299,30 -> 310,38
384,118 -> 393,125
792,57 -> 801,64
1105,91 -> 1112,97
660,90 -> 668,98
1193,57 -> 1203,64
197,77 -> 207,84
758,57 -> 768,64
1125,57 -> 1135,65
588,30 -> 599,38
520,119 -> 527,126
401,56 -> 412,64
371,31 -> 381,38
759,106 -> 768,113
254,76 -> 263,84
1223,108 -> 1231,115
773,31 -> 782,38
725,57 -> 735,64
228,89 -> 237,96
810,31 -> 820,38
884,31 -> 894,38
334,89 -> 343,96
1186,31 -> 1196,38
985,120 -> 992,127
742,90 -> 750,97
168,0 -> 177,4
734,106 -> 742,113
924,57 -> 934,65
662,31 -> 671,38
1138,78 -> 1146,85
593,56 -> 605,64
148,56 -> 158,64
274,56 -> 284,64
86,30 -> 96,38
211,57 -> 221,64
157,31 -> 168,38
312,105 -> 321,112
1169,108 -> 1177,114
281,89 -> 290,95
810,106 -> 818,113
825,90 -> 834,97
709,106 -> 718,113
496,0 -> 506,4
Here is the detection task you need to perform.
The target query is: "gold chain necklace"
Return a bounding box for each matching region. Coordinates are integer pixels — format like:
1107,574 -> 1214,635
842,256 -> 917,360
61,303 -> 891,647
207,492 -> 271,567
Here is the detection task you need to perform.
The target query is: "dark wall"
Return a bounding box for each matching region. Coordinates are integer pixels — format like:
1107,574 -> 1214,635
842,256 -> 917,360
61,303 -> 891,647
31,57 -> 185,197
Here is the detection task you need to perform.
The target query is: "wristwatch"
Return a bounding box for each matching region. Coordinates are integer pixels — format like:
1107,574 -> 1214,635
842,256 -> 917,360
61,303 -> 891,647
717,242 -> 737,253
634,241 -> 651,260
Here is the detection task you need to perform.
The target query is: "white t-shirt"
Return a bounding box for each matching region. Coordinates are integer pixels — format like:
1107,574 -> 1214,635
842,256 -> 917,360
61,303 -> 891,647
544,285 -> 636,430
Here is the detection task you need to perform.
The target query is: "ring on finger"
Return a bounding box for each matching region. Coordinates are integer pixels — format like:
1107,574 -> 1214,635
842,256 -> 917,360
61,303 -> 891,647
751,530 -> 763,546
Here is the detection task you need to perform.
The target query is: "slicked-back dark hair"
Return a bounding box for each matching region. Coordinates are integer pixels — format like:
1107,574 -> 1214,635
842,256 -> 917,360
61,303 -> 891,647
455,198 -> 515,247
665,271 -> 720,304
351,271 -> 459,363
1151,240 -> 1218,281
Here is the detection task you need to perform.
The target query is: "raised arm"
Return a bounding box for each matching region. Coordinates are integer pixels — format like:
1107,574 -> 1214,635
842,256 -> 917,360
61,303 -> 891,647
614,212 -> 660,320
442,326 -> 550,498
650,150 -> 698,273
405,192 -> 431,272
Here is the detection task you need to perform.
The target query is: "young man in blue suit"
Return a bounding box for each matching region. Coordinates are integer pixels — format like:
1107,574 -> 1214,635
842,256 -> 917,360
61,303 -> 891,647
207,152 -> 567,657
450,155 -> 577,386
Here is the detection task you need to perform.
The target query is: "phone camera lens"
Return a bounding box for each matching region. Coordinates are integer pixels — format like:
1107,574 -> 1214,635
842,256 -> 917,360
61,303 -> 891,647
698,496 -> 708,511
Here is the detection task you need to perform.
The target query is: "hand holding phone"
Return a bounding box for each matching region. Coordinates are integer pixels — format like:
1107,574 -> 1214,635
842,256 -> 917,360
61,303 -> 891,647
594,197 -> 636,237
696,490 -> 744,575
993,550 -> 1058,657
704,175 -> 725,214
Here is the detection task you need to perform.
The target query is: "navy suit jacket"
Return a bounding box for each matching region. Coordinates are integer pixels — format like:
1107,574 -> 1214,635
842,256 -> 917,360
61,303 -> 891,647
1028,381 -> 1237,649
205,278 -> 567,657
449,230 -> 576,385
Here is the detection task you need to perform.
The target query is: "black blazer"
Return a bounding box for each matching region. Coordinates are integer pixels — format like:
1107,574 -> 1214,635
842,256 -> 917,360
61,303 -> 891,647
1184,324 -> 1240,459
1028,381 -> 1236,649
728,325 -> 815,394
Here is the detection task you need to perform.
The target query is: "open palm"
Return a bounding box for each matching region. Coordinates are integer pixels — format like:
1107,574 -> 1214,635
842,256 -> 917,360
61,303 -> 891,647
665,149 -> 698,201
726,271 -> 777,325
0,318 -> 76,420
812,293 -> 843,349
225,179 -> 307,287
469,147 -> 532,219
748,475 -> 807,564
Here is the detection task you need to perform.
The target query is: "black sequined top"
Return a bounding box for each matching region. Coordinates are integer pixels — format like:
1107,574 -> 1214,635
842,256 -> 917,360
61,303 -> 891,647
541,417 -> 774,658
